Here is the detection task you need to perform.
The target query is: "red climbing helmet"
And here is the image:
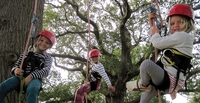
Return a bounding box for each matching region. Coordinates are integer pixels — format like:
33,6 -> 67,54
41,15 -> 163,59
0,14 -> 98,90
89,49 -> 101,58
38,30 -> 55,45
167,4 -> 193,21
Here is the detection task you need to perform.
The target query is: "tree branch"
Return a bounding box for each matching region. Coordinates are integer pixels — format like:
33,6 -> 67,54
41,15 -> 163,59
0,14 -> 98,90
50,53 -> 87,62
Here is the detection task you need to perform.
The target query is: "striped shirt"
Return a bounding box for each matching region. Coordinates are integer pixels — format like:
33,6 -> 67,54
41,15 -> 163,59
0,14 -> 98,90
90,62 -> 112,87
11,52 -> 52,79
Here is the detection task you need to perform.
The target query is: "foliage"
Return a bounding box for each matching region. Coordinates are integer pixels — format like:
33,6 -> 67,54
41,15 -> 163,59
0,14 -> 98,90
189,93 -> 200,103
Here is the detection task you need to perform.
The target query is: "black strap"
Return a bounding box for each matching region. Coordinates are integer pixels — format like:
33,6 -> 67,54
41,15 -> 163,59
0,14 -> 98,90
90,81 -> 97,91
22,52 -> 33,77
164,49 -> 192,75
22,52 -> 42,77
88,70 -> 102,82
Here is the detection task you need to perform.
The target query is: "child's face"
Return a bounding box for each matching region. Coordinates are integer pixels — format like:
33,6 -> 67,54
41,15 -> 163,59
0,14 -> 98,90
170,15 -> 183,34
36,36 -> 52,52
90,56 -> 100,63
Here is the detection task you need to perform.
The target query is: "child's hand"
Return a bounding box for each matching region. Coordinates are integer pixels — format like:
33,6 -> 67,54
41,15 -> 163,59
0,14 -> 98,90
148,12 -> 156,27
14,68 -> 24,76
151,26 -> 159,35
109,86 -> 115,92
24,74 -> 33,86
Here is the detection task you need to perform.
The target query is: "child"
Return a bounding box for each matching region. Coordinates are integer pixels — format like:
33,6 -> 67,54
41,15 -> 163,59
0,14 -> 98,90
126,4 -> 194,103
74,49 -> 115,103
0,30 -> 55,103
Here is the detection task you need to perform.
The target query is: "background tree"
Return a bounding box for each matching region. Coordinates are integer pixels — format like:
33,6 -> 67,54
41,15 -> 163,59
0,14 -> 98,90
39,0 -> 200,103
0,0 -> 45,103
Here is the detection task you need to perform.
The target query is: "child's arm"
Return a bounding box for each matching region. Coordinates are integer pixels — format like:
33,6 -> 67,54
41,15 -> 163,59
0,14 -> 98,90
30,54 -> 52,79
95,63 -> 115,92
108,85 -> 115,92
149,12 -> 159,35
149,12 -> 155,27
10,53 -> 24,75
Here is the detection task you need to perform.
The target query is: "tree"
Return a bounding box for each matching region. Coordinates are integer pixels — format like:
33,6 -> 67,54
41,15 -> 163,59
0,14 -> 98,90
0,0 -> 45,103
43,0 -> 200,103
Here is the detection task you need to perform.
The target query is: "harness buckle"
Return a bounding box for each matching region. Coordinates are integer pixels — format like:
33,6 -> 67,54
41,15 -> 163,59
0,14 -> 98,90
28,46 -> 34,52
162,49 -> 176,66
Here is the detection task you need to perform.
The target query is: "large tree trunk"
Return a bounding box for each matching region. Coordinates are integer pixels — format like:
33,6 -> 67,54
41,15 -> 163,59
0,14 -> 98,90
0,0 -> 44,103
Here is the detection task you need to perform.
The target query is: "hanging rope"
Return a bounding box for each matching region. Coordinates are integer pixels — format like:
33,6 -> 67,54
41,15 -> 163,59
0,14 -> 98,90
86,0 -> 91,83
84,0 -> 91,103
150,0 -> 163,103
18,0 -> 38,102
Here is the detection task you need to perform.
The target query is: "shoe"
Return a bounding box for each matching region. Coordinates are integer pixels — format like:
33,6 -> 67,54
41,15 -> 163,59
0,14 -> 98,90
126,79 -> 151,92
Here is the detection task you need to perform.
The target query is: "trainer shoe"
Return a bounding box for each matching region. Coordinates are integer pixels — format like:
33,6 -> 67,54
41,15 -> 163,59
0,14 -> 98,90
126,79 -> 151,92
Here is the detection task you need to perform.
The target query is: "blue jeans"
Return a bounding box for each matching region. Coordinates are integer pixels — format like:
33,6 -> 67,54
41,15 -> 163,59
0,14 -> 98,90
0,76 -> 41,103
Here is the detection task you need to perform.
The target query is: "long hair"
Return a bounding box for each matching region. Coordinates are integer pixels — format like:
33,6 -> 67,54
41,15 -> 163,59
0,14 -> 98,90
168,15 -> 194,34
179,16 -> 194,33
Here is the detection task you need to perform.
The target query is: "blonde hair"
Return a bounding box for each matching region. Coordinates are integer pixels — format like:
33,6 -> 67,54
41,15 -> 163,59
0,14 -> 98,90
179,16 -> 194,33
168,15 -> 194,34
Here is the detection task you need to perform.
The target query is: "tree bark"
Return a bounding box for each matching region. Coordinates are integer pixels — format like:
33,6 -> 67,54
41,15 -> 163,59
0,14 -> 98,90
0,0 -> 44,103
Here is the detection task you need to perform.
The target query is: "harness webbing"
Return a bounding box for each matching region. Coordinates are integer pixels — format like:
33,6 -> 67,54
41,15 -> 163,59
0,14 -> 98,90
18,0 -> 38,103
161,48 -> 192,93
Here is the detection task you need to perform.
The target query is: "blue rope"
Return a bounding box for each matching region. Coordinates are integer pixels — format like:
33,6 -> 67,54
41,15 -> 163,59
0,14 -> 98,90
31,13 -> 38,39
30,13 -> 38,50
141,6 -> 161,29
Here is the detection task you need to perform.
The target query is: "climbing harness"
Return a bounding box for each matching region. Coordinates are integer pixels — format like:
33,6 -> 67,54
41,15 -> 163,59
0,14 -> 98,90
161,48 -> 192,73
156,48 -> 192,93
88,69 -> 102,91
18,0 -> 38,103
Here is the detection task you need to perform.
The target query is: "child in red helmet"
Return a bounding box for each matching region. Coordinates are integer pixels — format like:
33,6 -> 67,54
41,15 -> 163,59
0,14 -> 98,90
126,4 -> 194,103
74,49 -> 115,103
0,30 -> 55,103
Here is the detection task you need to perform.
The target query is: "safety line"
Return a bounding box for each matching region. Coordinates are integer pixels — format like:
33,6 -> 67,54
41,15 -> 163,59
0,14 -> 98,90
85,0 -> 91,103
18,0 -> 38,103
150,0 -> 163,103
19,0 -> 38,71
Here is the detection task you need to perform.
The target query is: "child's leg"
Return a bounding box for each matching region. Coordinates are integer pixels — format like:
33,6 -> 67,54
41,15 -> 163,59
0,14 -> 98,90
140,59 -> 165,103
140,59 -> 165,86
140,87 -> 158,103
74,82 -> 91,103
26,79 -> 41,103
0,76 -> 20,103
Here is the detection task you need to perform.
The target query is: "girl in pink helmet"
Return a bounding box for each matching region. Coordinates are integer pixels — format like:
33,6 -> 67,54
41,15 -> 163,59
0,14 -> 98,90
126,4 -> 194,103
74,49 -> 115,103
0,30 -> 55,103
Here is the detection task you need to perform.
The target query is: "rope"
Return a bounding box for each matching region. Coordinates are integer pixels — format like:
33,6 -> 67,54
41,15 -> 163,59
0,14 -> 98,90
150,0 -> 163,103
18,0 -> 38,102
85,0 -> 91,103
86,0 -> 91,83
